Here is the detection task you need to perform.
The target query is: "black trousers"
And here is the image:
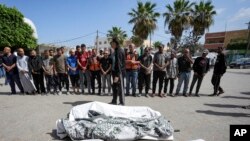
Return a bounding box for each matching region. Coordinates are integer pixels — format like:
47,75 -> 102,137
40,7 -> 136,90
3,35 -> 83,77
56,73 -> 69,91
69,74 -> 80,87
90,70 -> 101,93
32,73 -> 46,93
189,74 -> 204,94
111,72 -> 125,104
211,74 -> 223,94
138,72 -> 151,94
164,78 -> 175,94
152,71 -> 166,94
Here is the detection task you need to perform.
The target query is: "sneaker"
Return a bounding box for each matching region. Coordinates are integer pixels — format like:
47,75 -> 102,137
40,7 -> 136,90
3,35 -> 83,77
137,94 -> 141,97
209,93 -> 217,96
118,103 -> 125,106
195,94 -> 200,97
183,94 -> 188,97
58,91 -> 62,95
132,94 -> 136,97
151,93 -> 156,97
217,91 -> 225,96
66,91 -> 70,95
145,94 -> 149,98
109,102 -> 117,105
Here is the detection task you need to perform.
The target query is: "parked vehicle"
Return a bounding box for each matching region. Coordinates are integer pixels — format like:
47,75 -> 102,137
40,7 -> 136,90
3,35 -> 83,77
229,58 -> 250,69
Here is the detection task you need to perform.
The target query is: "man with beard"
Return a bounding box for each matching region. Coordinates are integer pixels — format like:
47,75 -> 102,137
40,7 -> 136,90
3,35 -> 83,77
28,50 -> 46,94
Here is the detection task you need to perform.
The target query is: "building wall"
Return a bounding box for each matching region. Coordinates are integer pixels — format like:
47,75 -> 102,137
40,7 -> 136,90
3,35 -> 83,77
224,29 -> 248,47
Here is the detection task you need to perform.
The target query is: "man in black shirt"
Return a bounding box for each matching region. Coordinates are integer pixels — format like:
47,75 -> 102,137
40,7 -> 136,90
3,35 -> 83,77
109,38 -> 126,105
1,47 -> 24,94
210,47 -> 227,96
28,50 -> 46,94
174,48 -> 193,97
100,50 -> 112,95
189,49 -> 210,97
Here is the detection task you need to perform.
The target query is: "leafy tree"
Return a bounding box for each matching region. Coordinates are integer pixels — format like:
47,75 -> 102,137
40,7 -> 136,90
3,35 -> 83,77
0,4 -> 37,50
153,41 -> 163,48
107,27 -> 127,45
128,1 -> 160,40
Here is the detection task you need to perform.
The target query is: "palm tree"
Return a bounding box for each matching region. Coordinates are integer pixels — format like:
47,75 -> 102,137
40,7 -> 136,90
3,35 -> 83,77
131,35 -> 144,47
192,0 -> 216,38
153,41 -> 163,48
107,27 -> 127,45
128,1 -> 160,40
163,0 -> 194,42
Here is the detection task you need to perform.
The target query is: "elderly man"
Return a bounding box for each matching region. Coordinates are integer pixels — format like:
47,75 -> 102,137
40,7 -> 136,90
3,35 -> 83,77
189,49 -> 210,97
1,47 -> 24,94
174,48 -> 194,97
17,48 -> 36,94
125,44 -> 140,97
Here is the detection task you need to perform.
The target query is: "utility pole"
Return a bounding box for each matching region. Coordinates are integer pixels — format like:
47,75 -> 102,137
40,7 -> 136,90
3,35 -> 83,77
149,33 -> 151,48
245,22 -> 250,57
96,30 -> 99,51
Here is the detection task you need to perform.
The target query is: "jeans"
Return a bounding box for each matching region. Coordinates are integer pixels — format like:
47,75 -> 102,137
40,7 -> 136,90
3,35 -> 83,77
211,74 -> 223,94
79,71 -> 89,92
138,72 -> 151,94
189,74 -> 204,95
32,73 -> 46,93
176,71 -> 191,95
45,75 -> 56,92
0,67 -> 5,78
102,73 -> 111,93
152,71 -> 166,94
6,73 -> 24,94
164,78 -> 175,94
126,70 -> 138,95
69,74 -> 80,87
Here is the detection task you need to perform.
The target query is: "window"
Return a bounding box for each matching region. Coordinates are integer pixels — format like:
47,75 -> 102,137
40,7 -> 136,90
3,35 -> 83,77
104,41 -> 107,44
99,41 -> 102,45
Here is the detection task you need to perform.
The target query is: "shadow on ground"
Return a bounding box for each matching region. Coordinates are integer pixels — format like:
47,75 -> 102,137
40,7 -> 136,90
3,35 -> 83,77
0,92 -> 10,95
221,96 -> 250,100
46,129 -> 71,141
63,101 -> 92,106
240,92 -> 250,95
227,71 -> 250,75
196,110 -> 250,117
204,103 -> 243,108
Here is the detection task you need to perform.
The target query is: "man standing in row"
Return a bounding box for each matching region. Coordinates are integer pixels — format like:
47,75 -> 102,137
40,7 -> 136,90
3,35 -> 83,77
138,47 -> 152,97
54,48 -> 69,95
152,44 -> 168,98
28,50 -> 46,94
189,49 -> 210,97
1,47 -> 24,94
175,48 -> 193,97
100,50 -> 112,95
125,44 -> 140,97
17,48 -> 36,94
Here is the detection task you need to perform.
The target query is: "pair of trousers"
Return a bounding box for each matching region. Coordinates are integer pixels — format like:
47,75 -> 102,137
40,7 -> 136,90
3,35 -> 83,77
32,73 -> 46,93
176,72 -> 191,94
138,72 -> 151,94
126,70 -> 138,95
55,73 -> 69,91
79,71 -> 90,92
6,73 -> 24,94
211,74 -> 223,94
111,71 -> 125,104
164,78 -> 175,94
102,73 -> 111,93
189,74 -> 204,94
90,70 -> 101,93
69,74 -> 80,87
152,71 -> 166,94
45,75 -> 56,92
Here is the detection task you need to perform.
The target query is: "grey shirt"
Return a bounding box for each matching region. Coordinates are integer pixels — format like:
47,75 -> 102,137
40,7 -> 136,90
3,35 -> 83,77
153,52 -> 168,71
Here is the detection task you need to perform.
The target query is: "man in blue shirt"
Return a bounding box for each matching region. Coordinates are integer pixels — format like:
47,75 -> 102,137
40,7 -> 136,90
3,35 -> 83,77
67,49 -> 79,94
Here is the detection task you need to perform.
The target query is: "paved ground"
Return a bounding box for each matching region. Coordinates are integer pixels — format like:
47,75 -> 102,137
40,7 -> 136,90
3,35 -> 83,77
0,68 -> 250,141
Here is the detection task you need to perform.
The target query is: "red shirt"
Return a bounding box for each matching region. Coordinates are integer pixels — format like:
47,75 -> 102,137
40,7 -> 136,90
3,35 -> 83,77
77,51 -> 89,69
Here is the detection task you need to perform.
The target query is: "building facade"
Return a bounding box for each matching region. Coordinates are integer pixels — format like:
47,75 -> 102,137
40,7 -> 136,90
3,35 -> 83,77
204,29 -> 249,51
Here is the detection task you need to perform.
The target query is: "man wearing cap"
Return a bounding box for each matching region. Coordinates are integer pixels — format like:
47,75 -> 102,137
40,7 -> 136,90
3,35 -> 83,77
210,47 -> 227,96
189,49 -> 210,97
152,44 -> 169,97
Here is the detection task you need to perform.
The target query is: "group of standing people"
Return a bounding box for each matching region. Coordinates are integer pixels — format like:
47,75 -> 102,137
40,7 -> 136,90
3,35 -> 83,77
0,39 -> 227,105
